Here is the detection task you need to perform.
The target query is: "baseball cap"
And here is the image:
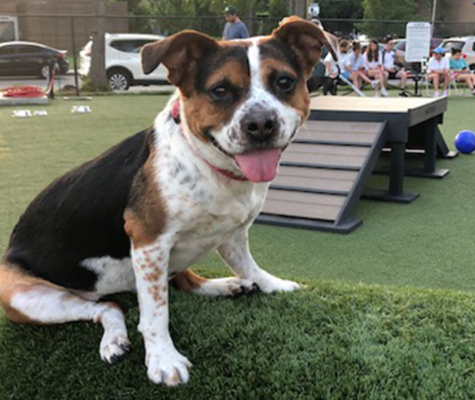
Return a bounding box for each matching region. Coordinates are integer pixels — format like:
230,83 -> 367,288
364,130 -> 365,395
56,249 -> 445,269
224,5 -> 238,15
433,47 -> 446,54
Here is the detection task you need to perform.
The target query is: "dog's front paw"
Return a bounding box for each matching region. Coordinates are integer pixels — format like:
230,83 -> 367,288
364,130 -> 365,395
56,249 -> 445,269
197,277 -> 259,297
254,271 -> 301,293
100,329 -> 131,364
146,347 -> 192,386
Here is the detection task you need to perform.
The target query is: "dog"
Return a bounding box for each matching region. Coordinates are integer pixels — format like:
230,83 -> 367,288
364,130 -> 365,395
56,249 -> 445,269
0,17 -> 336,386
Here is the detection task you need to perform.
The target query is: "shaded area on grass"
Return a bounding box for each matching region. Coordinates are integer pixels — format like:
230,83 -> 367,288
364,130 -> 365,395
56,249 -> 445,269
2,277 -> 475,399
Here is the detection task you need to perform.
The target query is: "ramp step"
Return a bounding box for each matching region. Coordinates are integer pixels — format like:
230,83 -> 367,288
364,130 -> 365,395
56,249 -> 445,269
282,147 -> 367,169
277,166 -> 359,181
298,120 -> 382,145
264,191 -> 345,222
288,143 -> 370,156
273,167 -> 357,193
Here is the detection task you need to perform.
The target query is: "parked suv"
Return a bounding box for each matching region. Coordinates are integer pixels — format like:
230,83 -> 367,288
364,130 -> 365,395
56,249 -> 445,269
441,37 -> 475,70
79,33 -> 168,90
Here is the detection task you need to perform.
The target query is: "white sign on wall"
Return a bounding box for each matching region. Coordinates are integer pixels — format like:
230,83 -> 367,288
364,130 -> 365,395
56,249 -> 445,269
0,16 -> 19,42
406,22 -> 431,62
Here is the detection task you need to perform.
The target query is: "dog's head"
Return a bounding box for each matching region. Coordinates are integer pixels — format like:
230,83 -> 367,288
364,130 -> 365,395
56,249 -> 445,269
141,17 -> 336,183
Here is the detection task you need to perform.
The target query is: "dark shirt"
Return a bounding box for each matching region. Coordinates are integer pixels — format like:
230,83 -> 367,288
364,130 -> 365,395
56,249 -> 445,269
223,20 -> 250,40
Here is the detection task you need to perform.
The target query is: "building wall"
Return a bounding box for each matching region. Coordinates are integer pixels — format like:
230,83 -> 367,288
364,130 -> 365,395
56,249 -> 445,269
0,0 -> 128,52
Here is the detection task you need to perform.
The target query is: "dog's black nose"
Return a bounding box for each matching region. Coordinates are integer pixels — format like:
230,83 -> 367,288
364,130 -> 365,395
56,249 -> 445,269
241,111 -> 279,141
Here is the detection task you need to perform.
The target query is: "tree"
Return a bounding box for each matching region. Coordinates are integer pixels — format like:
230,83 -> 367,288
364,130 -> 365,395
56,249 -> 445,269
318,0 -> 363,19
89,0 -> 108,91
318,0 -> 363,36
357,0 -> 417,38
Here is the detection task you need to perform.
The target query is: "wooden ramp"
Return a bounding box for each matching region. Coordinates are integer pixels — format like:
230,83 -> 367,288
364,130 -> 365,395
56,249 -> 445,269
257,120 -> 387,233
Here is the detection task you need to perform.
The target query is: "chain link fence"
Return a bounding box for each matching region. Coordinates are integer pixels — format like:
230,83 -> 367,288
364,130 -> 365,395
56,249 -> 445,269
0,14 -> 474,94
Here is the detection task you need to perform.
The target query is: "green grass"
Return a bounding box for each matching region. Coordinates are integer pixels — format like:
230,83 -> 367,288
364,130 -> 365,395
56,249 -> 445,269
2,94 -> 475,398
3,281 -> 475,400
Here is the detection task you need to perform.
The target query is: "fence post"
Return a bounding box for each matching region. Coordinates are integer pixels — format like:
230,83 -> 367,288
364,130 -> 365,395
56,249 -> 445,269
71,16 -> 80,97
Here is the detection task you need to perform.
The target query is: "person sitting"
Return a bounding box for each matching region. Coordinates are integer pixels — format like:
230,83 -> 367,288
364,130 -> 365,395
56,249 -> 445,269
428,47 -> 450,97
382,37 -> 408,97
364,39 -> 388,97
323,46 -> 339,95
346,41 -> 378,91
450,47 -> 475,96
338,39 -> 351,81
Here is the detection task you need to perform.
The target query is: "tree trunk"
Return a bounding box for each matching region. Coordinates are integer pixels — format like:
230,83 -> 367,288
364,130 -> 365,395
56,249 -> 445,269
89,0 -> 108,91
289,0 -> 308,19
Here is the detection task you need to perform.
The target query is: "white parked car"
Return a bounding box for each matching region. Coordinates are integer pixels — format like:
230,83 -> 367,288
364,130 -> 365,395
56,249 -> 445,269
79,33 -> 168,90
441,37 -> 475,71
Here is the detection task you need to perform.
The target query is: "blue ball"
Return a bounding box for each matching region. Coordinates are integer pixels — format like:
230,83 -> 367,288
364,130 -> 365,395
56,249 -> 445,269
454,130 -> 475,154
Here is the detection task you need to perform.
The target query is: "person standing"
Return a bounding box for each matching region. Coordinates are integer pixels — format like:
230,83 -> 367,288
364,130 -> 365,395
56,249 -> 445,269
223,6 -> 250,40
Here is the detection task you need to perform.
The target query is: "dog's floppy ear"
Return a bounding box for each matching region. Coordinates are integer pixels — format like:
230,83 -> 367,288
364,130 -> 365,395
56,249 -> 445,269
272,16 -> 338,76
141,31 -> 219,90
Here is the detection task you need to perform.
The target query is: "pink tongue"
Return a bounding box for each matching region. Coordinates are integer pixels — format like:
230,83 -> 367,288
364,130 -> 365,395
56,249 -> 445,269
234,148 -> 282,183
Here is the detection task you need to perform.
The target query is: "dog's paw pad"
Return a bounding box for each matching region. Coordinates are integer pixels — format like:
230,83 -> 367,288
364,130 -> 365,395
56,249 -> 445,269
100,333 -> 131,364
257,276 -> 301,293
224,279 -> 260,298
147,351 -> 192,386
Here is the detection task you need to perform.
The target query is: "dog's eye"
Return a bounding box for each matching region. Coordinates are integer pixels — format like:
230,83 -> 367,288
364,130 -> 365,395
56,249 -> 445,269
211,86 -> 230,99
276,75 -> 295,92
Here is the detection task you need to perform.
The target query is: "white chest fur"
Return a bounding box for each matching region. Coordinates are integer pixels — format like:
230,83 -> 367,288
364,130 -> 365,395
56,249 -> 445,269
153,118 -> 269,273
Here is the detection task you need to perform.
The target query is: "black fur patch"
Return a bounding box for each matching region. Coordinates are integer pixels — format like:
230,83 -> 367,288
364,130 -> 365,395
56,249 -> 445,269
5,128 -> 153,291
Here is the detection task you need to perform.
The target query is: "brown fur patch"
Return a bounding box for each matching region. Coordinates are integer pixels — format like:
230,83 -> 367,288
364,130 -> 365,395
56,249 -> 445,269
124,144 -> 167,249
260,57 -> 310,121
260,57 -> 297,80
183,56 -> 250,141
172,269 -> 208,291
0,263 -> 67,324
287,79 -> 310,122
271,17 -> 336,76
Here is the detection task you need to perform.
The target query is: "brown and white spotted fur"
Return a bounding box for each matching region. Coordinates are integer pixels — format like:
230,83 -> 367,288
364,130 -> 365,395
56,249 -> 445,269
0,17 -> 335,386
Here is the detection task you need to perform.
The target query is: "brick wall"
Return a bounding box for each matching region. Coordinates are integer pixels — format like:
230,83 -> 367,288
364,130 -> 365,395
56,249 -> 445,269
0,0 -> 128,52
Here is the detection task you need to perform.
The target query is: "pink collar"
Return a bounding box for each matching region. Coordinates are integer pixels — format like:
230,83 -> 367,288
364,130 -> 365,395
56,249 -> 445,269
171,99 -> 248,182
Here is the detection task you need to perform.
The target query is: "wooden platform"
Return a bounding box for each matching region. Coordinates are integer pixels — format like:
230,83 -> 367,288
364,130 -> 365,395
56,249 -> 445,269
309,96 -> 452,202
257,120 -> 387,234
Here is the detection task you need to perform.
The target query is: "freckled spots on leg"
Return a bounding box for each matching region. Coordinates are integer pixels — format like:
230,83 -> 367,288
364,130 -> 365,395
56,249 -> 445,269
143,270 -> 163,282
153,293 -> 160,302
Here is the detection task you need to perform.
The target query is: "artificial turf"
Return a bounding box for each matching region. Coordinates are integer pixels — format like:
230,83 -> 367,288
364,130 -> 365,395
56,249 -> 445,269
1,94 -> 475,398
